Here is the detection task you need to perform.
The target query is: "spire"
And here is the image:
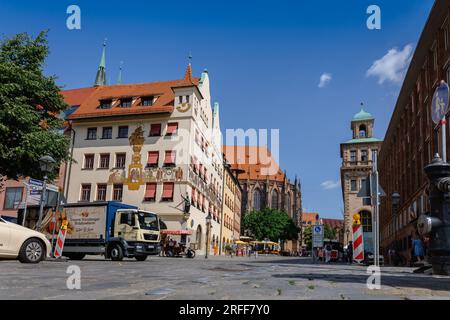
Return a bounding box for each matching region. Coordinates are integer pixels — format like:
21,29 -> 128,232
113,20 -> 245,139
94,39 -> 107,86
184,52 -> 193,83
117,61 -> 123,84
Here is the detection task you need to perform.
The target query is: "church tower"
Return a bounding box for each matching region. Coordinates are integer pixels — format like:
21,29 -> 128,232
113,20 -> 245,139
340,106 -> 383,248
94,41 -> 107,86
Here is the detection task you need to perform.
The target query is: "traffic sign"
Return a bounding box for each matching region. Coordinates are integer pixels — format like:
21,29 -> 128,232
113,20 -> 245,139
312,224 -> 324,248
313,225 -> 322,234
431,81 -> 449,124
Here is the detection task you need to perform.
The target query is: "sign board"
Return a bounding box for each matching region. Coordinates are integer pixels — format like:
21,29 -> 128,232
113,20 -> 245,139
431,81 -> 449,124
312,225 -> 324,248
25,178 -> 59,206
357,174 -> 385,205
63,206 -> 107,240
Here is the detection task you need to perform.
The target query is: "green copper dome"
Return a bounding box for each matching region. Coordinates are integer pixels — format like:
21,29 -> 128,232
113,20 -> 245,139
352,108 -> 373,121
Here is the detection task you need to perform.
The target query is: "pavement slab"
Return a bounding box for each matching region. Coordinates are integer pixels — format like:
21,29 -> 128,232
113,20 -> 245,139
0,255 -> 449,300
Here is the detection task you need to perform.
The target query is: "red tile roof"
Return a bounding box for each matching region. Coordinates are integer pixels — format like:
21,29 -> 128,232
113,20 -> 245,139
302,212 -> 320,224
222,145 -> 285,182
61,87 -> 96,106
65,77 -> 199,120
321,218 -> 344,230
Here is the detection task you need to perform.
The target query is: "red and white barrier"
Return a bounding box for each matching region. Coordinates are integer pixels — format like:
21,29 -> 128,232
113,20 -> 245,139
53,221 -> 68,258
352,224 -> 364,263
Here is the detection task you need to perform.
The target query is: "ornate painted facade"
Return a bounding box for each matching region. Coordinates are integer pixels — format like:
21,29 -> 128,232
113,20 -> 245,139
63,45 -> 224,254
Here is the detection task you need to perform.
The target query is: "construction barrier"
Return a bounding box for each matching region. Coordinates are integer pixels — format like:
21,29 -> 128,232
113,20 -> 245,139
53,220 -> 68,258
352,224 -> 364,263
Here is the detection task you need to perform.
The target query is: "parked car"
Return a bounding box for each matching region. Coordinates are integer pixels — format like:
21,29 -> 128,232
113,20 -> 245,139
0,217 -> 51,263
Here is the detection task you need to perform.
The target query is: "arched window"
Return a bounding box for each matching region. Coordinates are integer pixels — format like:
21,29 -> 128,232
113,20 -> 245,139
196,225 -> 203,250
360,210 -> 372,232
285,194 -> 291,215
253,188 -> 262,211
359,124 -> 367,138
271,189 -> 279,210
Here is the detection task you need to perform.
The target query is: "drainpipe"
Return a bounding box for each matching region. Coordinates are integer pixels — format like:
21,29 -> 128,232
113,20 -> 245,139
64,126 -> 76,201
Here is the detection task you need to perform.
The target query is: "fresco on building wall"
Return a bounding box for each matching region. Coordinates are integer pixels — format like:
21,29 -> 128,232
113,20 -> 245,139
107,126 -> 184,190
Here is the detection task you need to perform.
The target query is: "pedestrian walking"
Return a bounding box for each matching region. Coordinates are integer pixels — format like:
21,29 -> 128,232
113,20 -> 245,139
388,247 -> 395,266
412,232 -> 425,264
324,243 -> 332,263
347,241 -> 353,264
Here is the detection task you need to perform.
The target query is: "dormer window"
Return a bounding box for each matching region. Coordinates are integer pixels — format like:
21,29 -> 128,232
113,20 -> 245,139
141,96 -> 154,107
99,99 -> 112,109
120,98 -> 132,108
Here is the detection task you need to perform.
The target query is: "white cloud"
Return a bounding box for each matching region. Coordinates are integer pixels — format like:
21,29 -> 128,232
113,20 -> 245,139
366,44 -> 414,85
318,73 -> 332,88
320,180 -> 340,190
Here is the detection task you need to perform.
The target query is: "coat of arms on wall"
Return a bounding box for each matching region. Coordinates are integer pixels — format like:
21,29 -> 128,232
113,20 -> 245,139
176,102 -> 191,113
107,126 -> 184,189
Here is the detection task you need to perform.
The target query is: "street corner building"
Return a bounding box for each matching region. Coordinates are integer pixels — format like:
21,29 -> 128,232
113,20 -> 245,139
378,0 -> 450,265
222,145 -> 303,253
61,46 -> 225,254
220,156 -> 243,253
340,108 -> 382,249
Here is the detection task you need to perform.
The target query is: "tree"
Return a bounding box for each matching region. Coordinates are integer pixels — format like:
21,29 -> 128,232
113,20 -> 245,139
324,223 -> 337,240
280,217 -> 300,241
0,31 -> 70,181
303,226 -> 312,250
243,208 -> 299,242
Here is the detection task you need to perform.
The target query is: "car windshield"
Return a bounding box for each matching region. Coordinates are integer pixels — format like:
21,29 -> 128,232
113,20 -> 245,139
137,211 -> 159,231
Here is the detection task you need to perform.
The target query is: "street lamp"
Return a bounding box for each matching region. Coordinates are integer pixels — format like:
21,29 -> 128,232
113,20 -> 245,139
391,192 -> 401,254
36,155 -> 56,230
205,212 -> 212,259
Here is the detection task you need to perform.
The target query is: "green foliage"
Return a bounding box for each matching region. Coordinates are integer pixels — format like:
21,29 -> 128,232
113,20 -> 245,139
324,223 -> 337,240
243,208 -> 300,242
0,31 -> 70,180
303,225 -> 312,250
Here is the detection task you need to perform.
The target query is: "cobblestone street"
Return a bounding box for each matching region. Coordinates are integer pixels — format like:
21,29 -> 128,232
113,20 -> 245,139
1,256 -> 449,300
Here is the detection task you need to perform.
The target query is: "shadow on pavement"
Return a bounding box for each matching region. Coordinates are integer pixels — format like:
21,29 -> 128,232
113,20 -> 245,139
271,271 -> 450,291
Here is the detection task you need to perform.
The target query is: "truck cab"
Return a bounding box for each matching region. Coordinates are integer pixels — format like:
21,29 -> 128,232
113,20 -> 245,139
109,209 -> 160,260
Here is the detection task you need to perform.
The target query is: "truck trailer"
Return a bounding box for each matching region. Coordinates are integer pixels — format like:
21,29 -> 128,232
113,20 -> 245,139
61,202 -> 161,261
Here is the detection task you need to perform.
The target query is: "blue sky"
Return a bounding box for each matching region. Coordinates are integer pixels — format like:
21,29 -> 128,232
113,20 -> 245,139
0,0 -> 435,218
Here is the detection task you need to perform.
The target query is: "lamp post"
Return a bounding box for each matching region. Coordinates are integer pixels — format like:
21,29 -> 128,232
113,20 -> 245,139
391,192 -> 401,254
205,212 -> 212,259
36,155 -> 56,230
